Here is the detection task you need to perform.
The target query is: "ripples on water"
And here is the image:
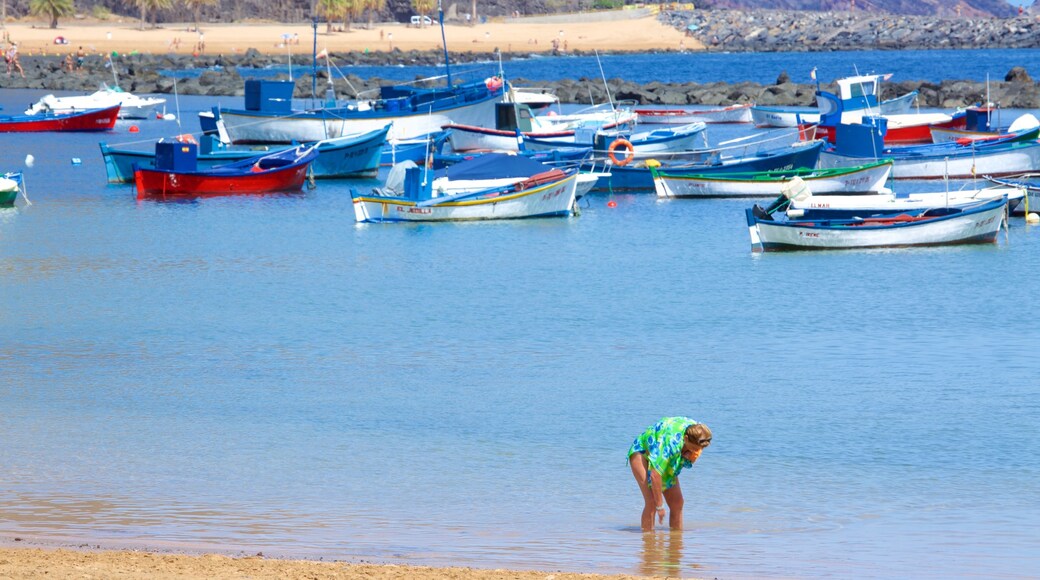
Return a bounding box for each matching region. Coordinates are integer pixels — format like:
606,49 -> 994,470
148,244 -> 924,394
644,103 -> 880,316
164,48 -> 1040,86
1,87 -> 1038,578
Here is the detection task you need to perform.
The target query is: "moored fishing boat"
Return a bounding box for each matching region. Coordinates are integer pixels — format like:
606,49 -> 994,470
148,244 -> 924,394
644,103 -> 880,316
350,153 -> 579,222
445,101 -> 637,153
808,76 -> 963,145
745,195 -> 1008,251
930,112 -> 1040,143
586,139 -> 824,192
219,74 -> 502,144
751,73 -> 918,128
985,174 -> 1040,216
818,117 -> 1040,179
761,176 -> 1024,219
133,141 -> 318,199
523,121 -> 707,155
1,173 -> 23,207
102,125 -> 388,183
26,84 -> 165,120
507,86 -> 559,110
0,104 -> 120,132
653,159 -> 893,199
635,103 -> 753,124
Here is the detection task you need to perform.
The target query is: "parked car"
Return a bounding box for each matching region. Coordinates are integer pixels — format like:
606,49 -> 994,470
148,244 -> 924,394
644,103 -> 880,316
410,15 -> 434,26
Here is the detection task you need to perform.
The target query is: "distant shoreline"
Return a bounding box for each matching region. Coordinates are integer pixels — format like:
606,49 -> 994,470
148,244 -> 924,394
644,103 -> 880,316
0,16 -> 697,59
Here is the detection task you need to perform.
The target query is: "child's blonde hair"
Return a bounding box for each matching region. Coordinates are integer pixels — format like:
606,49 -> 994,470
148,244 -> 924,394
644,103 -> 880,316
685,423 -> 712,446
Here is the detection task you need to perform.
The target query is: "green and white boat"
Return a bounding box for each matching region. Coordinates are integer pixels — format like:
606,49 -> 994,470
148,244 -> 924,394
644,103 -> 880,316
653,159 -> 893,199
1,173 -> 22,208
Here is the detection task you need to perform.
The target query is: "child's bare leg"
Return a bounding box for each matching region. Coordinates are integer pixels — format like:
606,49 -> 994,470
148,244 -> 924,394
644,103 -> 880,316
629,453 -> 656,531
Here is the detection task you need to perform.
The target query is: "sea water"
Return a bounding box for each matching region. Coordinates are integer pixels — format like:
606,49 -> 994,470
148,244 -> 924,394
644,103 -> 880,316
1,74 -> 1039,580
165,47 -> 1040,86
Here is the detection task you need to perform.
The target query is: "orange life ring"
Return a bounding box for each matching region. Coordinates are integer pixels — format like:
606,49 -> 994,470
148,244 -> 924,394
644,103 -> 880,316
608,138 -> 635,166
174,133 -> 198,145
485,76 -> 504,91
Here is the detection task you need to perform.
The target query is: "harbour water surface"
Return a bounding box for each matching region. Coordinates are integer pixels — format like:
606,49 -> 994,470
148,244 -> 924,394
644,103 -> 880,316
1,75 -> 1039,579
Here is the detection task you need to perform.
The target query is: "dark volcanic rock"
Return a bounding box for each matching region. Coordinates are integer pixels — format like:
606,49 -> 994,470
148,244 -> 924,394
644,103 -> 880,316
1005,66 -> 1033,83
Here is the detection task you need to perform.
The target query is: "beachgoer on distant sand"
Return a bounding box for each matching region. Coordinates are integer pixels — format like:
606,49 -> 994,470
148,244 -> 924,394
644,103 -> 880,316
6,42 -> 24,78
76,46 -> 86,69
627,417 -> 711,532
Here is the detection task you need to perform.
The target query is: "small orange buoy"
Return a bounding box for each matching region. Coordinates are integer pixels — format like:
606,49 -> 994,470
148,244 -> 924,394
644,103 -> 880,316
607,200 -> 617,208
129,125 -> 140,133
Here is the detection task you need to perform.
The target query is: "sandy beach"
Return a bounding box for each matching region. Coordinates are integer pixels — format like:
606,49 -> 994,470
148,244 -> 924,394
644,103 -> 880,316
2,15 -> 700,59
0,547 -> 663,579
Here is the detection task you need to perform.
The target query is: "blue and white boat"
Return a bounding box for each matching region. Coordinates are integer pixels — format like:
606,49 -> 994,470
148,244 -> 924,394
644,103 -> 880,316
817,116 -> 1040,179
350,153 -> 579,223
445,101 -> 637,153
100,125 -> 389,183
219,78 -> 502,144
522,121 -> 707,155
746,195 -> 1008,251
750,72 -> 918,128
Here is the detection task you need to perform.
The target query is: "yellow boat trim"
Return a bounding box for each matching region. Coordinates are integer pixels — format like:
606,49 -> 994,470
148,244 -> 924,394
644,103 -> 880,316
352,173 -> 576,207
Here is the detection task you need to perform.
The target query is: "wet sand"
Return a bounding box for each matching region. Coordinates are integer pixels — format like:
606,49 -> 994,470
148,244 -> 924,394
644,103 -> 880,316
3,16 -> 700,59
0,547 -> 662,579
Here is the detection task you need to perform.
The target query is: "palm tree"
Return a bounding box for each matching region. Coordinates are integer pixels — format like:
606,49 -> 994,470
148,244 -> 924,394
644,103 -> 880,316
365,0 -> 385,30
317,0 -> 345,33
410,0 -> 434,27
470,0 -> 476,26
28,0 -> 74,29
343,0 -> 365,31
182,0 -> 217,32
135,0 -> 174,30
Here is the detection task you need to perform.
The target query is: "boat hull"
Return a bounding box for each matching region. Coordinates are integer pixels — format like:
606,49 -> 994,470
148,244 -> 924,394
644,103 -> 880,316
787,186 -> 1023,219
133,148 -> 317,199
590,141 -> 824,192
816,113 -> 967,145
636,104 -> 753,124
747,198 -> 1007,251
654,161 -> 892,198
819,140 -> 1040,179
0,105 -> 120,132
751,90 -> 917,128
102,127 -> 387,183
351,174 -> 578,222
221,92 -> 499,143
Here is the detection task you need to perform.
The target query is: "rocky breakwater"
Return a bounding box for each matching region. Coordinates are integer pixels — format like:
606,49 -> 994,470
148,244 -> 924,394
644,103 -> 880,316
661,9 -> 1040,52
3,48 -> 504,99
513,66 -> 1040,108
5,48 -> 1040,110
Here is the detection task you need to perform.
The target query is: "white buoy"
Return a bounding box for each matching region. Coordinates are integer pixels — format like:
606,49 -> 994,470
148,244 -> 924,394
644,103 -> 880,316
71,158 -> 82,166
24,154 -> 34,168
1027,212 -> 1040,224
162,113 -> 177,121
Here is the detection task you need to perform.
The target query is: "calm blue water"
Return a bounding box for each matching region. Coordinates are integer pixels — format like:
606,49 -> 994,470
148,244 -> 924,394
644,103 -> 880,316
1,69 -> 1039,579
167,47 -> 1040,85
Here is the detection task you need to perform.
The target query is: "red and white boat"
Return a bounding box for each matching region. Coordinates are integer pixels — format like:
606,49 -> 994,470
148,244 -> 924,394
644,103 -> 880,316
807,81 -> 966,145
635,103 -> 753,124
814,111 -> 967,145
0,104 -> 120,132
133,141 -> 319,199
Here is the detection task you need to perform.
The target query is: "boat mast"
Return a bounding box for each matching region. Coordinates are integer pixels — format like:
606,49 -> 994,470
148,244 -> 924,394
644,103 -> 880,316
312,17 -> 318,100
438,0 -> 452,87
